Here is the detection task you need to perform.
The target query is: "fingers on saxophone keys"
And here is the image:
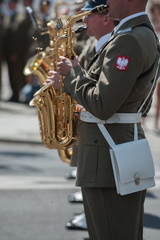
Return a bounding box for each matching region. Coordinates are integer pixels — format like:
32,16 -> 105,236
47,71 -> 59,80
46,71 -> 61,89
45,79 -> 52,84
59,55 -> 67,61
48,70 -> 57,77
43,79 -> 51,86
45,77 -> 53,86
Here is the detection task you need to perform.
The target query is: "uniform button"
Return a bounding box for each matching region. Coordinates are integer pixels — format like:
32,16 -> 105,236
94,139 -> 98,143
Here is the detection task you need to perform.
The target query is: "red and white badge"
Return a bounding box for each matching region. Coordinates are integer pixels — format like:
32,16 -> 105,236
115,55 -> 130,71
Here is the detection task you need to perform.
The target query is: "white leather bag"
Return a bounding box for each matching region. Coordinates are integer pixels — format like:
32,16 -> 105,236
98,124 -> 155,195
109,138 -> 155,195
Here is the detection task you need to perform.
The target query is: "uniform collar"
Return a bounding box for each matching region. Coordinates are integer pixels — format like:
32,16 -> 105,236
95,32 -> 112,53
114,12 -> 146,34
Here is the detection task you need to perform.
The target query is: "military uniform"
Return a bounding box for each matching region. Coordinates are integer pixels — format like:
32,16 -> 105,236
36,0 -> 51,50
71,36 -> 97,167
0,3 -> 3,98
3,8 -> 34,102
78,36 -> 97,69
63,14 -> 160,240
74,28 -> 90,56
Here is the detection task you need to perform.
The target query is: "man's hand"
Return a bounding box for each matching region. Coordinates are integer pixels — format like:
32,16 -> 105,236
46,71 -> 61,89
45,56 -> 80,89
57,55 -> 80,76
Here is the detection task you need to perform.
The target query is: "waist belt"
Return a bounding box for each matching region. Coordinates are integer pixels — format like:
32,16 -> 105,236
79,111 -> 141,124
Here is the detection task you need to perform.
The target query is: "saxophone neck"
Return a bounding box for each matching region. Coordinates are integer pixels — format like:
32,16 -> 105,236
65,4 -> 108,28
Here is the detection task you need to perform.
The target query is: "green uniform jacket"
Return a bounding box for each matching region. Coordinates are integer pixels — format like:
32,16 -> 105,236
71,36 -> 97,167
64,15 -> 160,187
78,37 -> 97,69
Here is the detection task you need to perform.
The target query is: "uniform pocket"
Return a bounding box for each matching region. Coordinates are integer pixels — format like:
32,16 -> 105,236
77,144 -> 98,183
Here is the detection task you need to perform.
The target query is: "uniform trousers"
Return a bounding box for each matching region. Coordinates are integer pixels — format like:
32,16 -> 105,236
81,187 -> 146,240
0,62 -> 1,99
7,58 -> 26,100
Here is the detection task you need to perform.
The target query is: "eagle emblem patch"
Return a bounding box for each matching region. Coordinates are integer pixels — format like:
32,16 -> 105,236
115,55 -> 130,71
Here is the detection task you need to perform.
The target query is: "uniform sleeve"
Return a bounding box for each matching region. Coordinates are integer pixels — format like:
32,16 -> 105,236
64,33 -> 144,120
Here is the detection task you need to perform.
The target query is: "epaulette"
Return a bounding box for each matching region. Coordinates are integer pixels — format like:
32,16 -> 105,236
116,28 -> 132,35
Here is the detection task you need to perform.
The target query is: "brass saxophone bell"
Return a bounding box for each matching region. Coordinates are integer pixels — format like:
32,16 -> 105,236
29,98 -> 35,107
23,52 -> 45,76
34,81 -> 55,97
29,95 -> 42,107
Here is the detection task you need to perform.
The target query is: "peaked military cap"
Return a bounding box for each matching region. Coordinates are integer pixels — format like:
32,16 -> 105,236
40,0 -> 50,6
82,0 -> 107,10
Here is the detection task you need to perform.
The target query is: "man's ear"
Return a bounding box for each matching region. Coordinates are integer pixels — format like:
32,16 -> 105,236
103,14 -> 108,25
104,16 -> 113,27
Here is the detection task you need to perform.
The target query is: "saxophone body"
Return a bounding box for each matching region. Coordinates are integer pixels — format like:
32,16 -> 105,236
24,4 -> 108,161
30,80 -> 77,150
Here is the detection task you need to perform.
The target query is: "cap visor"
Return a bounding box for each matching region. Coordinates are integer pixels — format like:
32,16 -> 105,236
81,3 -> 95,10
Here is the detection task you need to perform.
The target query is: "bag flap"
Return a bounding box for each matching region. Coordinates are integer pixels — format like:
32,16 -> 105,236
111,139 -> 155,184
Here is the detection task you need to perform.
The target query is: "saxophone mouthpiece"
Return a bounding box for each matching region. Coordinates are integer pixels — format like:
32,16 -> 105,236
75,25 -> 87,34
91,4 -> 108,14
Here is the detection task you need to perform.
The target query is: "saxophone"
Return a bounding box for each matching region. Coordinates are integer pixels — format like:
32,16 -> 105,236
24,5 -> 73,163
24,5 -> 108,162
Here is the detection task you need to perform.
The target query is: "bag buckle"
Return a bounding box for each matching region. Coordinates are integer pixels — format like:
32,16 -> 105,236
134,173 -> 141,185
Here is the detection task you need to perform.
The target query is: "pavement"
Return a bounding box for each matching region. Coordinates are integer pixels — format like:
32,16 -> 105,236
0,62 -> 41,144
0,100 -> 41,144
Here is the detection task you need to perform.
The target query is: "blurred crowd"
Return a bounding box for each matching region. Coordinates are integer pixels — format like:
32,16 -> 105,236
0,0 -> 51,103
149,0 -> 160,132
0,0 -> 86,102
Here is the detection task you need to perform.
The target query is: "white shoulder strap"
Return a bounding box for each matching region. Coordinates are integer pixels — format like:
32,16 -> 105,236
97,124 -> 116,148
97,123 -> 138,148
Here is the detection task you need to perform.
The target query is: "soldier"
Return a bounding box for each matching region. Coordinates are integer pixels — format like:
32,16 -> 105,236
0,0 -> 4,99
3,0 -> 35,102
37,0 -> 51,50
39,0 -> 51,22
66,0 -> 119,231
72,0 -> 91,57
3,0 -> 20,102
47,0 -> 160,239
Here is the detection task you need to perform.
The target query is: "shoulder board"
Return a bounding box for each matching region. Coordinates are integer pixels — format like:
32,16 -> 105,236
116,28 -> 132,35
